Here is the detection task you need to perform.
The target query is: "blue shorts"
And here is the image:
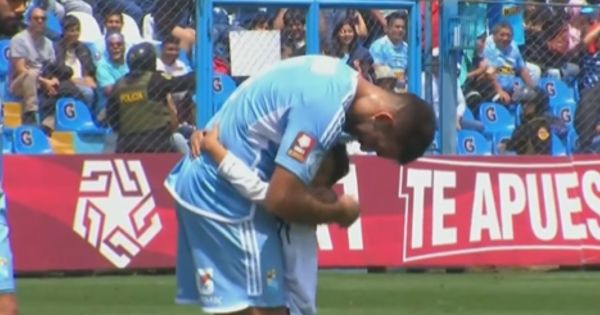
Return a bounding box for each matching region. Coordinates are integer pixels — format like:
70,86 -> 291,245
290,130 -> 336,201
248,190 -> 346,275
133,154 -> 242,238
0,194 -> 15,294
174,204 -> 286,314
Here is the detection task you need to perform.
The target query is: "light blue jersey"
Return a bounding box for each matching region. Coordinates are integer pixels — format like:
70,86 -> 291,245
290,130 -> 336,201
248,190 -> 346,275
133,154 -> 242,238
0,80 -> 15,294
167,55 -> 358,223
165,55 -> 358,313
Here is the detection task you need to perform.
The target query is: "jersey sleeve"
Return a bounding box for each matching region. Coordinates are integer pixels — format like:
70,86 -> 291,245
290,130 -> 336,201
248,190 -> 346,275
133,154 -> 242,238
217,152 -> 269,202
274,102 -> 346,185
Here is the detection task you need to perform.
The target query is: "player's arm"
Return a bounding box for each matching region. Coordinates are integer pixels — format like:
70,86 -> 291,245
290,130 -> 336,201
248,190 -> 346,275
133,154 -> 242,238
265,167 -> 357,226
265,105 -> 358,227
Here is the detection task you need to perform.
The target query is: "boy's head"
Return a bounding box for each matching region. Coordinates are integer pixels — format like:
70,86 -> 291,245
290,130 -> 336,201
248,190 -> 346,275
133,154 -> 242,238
311,144 -> 350,188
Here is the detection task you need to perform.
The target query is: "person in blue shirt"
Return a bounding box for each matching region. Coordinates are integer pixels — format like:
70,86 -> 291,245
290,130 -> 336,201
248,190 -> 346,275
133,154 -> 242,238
483,21 -> 536,104
165,55 -> 435,315
369,11 -> 409,93
0,0 -> 21,313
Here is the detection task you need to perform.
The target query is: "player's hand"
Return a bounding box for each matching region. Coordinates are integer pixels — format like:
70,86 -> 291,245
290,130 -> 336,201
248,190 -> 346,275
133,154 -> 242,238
189,130 -> 205,158
334,195 -> 360,228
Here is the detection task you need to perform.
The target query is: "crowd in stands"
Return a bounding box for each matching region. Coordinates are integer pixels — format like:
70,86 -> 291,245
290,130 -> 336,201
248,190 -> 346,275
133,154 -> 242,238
1,0 -> 600,155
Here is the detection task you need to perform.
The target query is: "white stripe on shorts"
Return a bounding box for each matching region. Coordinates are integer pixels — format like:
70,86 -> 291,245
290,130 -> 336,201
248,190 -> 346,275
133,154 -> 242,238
241,220 -> 262,296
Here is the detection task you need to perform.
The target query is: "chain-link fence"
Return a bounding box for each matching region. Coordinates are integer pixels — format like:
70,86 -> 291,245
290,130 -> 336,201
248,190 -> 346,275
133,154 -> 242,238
1,2 -> 424,155
453,0 -> 598,157
1,0 -> 197,154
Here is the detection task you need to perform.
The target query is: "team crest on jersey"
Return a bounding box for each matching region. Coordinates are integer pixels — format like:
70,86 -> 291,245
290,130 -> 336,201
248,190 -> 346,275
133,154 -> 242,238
266,269 -> 279,289
197,268 -> 215,295
288,132 -> 316,163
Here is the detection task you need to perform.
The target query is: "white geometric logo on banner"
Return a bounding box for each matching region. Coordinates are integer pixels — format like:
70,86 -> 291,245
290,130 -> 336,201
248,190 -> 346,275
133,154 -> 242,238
73,159 -> 162,268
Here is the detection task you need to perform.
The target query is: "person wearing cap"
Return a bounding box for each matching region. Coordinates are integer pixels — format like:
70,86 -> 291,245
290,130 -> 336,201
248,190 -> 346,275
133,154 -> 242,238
499,87 -> 566,155
373,65 -> 397,92
106,42 -> 195,153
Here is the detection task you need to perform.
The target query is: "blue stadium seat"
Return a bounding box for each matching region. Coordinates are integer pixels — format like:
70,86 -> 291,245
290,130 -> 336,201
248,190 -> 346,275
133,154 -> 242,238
478,102 -> 516,135
213,73 -> 237,110
427,130 -> 441,154
492,130 -> 514,155
55,98 -> 110,135
457,130 -> 492,156
0,39 -> 9,78
515,104 -> 524,126
551,133 -> 568,156
12,125 -> 52,154
2,129 -> 12,154
538,77 -> 576,107
567,128 -> 579,155
552,102 -> 576,128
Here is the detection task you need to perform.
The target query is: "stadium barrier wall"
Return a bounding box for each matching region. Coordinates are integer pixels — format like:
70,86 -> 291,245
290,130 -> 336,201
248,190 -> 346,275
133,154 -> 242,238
6,154 -> 600,272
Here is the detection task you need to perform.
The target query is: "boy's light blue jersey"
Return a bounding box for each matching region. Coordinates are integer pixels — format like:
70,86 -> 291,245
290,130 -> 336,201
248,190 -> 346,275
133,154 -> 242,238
165,55 -> 359,223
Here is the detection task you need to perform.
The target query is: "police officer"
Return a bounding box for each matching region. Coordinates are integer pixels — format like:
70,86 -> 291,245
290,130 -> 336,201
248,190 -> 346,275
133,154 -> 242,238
107,42 -> 195,153
501,87 -> 567,155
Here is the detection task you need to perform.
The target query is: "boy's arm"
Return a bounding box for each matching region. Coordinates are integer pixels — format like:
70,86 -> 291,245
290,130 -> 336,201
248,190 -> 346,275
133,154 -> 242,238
203,126 -> 270,203
217,152 -> 270,203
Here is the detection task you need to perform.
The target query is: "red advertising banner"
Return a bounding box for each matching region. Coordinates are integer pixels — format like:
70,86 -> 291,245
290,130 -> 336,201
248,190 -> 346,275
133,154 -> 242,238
5,154 -> 600,272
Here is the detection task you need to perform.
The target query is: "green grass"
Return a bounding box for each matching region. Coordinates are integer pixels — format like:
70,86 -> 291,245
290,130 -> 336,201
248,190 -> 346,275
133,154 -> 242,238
15,271 -> 600,315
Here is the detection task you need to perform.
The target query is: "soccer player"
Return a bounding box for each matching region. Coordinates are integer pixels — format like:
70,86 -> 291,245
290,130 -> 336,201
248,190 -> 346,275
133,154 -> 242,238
195,124 -> 348,315
0,0 -> 22,313
165,55 -> 435,315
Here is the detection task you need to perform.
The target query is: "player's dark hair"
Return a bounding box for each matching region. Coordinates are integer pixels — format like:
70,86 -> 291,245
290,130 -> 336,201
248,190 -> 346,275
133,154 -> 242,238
392,93 -> 436,164
327,143 -> 350,187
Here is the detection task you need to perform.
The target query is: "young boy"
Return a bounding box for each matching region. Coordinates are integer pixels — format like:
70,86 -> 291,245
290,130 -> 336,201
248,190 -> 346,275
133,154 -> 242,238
192,124 -> 350,315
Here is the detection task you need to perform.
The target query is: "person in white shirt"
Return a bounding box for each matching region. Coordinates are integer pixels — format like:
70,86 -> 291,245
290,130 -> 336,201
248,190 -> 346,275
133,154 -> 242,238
195,124 -> 350,315
156,35 -> 193,154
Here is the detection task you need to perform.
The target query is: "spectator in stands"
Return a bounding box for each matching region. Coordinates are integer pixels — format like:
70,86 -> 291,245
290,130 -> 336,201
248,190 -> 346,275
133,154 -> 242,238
0,0 -> 24,38
95,32 -> 128,120
326,17 -> 371,69
421,51 -> 469,131
100,10 -> 139,48
92,0 -> 145,28
247,12 -> 271,30
8,7 -> 57,124
54,15 -> 97,107
482,21 -> 537,104
151,0 -> 195,52
107,42 -> 195,153
579,14 -> 600,91
39,62 -> 86,135
369,11 -> 409,93
47,0 -> 93,19
280,9 -> 307,59
575,75 -> 600,153
322,9 -> 368,41
500,87 -> 566,155
157,35 -> 192,122
373,65 -> 398,93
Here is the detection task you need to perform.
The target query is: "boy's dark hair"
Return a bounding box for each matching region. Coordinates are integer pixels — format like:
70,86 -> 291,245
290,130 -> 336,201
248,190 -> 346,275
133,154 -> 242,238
327,144 -> 350,187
